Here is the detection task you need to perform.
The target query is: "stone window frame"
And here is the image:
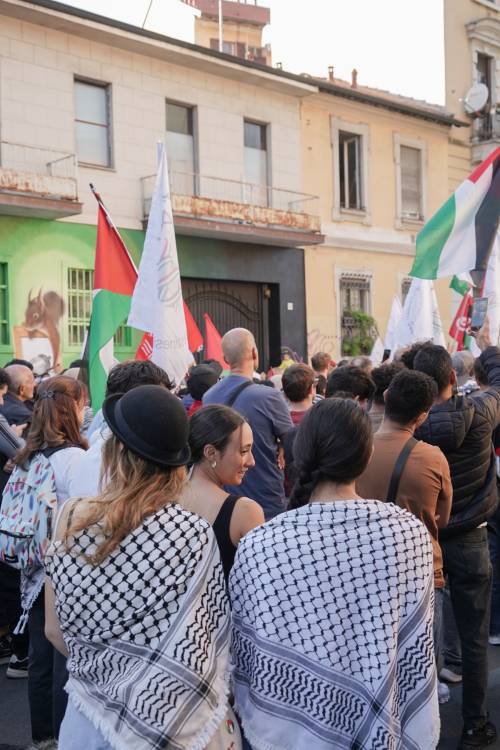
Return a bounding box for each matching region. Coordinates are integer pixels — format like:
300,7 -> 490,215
334,266 -> 374,348
393,133 -> 427,230
330,117 -> 371,225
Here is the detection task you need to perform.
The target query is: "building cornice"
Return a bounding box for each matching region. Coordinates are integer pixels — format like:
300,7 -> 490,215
467,15 -> 500,47
316,82 -> 467,128
321,223 -> 416,257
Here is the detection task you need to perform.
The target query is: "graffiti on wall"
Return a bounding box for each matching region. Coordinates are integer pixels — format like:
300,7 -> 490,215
13,289 -> 65,375
307,327 -> 338,361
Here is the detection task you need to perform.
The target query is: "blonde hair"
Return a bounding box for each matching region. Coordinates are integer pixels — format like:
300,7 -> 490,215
64,434 -> 186,565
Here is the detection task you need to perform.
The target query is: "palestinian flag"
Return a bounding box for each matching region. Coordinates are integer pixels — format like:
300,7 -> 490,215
88,203 -> 137,410
449,281 -> 473,351
450,275 -> 470,296
412,146 -> 500,279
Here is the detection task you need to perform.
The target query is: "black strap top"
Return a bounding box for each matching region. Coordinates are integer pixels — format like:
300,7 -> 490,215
212,494 -> 241,583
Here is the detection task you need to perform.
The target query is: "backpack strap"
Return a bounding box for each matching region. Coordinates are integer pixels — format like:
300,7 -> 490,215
386,437 -> 418,504
226,381 -> 254,408
41,443 -> 78,459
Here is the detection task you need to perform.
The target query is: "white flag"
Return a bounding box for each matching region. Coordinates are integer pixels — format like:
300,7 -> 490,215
483,233 -> 500,347
370,337 -> 385,366
394,278 -> 446,350
128,143 -> 193,385
384,295 -> 403,355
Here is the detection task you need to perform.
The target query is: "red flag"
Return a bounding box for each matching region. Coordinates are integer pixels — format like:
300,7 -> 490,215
204,313 -> 226,368
136,332 -> 154,360
449,289 -> 473,350
94,205 -> 137,295
136,305 -> 202,360
184,302 -> 203,353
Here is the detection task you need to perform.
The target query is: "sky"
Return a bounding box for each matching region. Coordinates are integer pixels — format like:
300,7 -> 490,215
64,0 -> 446,105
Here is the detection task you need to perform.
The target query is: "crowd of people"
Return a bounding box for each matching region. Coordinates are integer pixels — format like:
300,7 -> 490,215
0,323 -> 499,750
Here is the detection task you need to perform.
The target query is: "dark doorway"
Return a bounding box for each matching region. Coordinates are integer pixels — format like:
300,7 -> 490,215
181,278 -> 280,370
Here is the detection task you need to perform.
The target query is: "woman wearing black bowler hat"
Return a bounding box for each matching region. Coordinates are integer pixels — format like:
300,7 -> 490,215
43,385 -> 239,750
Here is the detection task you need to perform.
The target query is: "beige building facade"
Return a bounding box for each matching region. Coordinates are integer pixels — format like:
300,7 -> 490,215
301,83 -> 461,359
444,0 -> 499,180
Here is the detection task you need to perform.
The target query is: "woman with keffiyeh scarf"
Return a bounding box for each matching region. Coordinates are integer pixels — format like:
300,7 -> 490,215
230,398 -> 439,750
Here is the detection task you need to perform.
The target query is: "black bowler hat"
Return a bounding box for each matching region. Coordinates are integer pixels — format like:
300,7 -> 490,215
103,385 -> 191,467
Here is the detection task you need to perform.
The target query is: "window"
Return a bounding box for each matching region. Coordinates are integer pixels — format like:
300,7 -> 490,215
338,131 -> 363,210
67,268 -> 131,348
476,53 -> 494,140
477,53 -> 493,95
74,80 -> 112,167
166,101 -> 196,195
331,118 -> 370,222
400,146 -> 423,220
67,268 -> 93,347
394,135 -> 426,226
339,274 -> 372,355
210,39 -> 246,57
340,275 -> 371,316
244,120 -> 268,206
0,263 -> 9,346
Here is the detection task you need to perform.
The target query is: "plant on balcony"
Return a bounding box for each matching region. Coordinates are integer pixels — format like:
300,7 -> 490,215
341,310 -> 378,356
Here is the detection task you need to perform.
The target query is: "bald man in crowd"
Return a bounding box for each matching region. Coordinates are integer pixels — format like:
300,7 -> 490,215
203,328 -> 293,519
0,364 -> 35,426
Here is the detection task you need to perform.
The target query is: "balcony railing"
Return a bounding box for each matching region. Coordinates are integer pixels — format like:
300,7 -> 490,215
0,141 -> 78,200
471,113 -> 500,165
141,170 -> 320,232
472,112 -> 500,142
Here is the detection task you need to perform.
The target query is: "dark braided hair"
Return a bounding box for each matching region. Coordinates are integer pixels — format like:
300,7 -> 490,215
289,398 -> 373,509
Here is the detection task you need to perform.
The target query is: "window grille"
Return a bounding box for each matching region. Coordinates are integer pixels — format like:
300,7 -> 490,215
67,268 -> 131,348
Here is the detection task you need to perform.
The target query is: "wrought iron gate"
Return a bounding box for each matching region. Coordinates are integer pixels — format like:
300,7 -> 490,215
181,278 -> 269,368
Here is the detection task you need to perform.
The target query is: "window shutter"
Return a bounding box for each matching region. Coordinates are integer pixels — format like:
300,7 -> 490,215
400,146 -> 421,218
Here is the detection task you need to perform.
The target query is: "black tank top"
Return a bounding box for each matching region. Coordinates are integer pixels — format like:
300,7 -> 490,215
212,494 -> 241,583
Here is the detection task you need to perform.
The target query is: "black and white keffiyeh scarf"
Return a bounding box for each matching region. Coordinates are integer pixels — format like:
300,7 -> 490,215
45,503 -> 230,750
230,500 -> 439,750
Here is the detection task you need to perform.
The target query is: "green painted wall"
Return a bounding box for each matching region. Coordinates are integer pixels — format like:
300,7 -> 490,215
0,216 -> 144,368
0,216 -> 307,370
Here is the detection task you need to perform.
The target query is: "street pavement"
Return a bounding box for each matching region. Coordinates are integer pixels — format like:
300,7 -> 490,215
1,646 -> 500,749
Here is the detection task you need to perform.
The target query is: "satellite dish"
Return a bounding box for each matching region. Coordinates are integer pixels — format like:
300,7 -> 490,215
464,83 -> 489,115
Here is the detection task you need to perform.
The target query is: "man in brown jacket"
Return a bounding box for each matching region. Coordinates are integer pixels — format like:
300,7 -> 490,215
357,369 -> 452,699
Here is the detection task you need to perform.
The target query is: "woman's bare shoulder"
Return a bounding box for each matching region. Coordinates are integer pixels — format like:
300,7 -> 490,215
232,496 -> 265,539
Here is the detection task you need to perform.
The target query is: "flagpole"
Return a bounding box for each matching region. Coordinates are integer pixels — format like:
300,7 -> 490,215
218,0 -> 223,52
89,183 -> 138,274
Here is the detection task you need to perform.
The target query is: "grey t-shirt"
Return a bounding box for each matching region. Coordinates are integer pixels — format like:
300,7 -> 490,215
203,375 -> 293,519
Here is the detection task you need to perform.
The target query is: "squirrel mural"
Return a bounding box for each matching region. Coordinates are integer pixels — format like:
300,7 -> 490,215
23,289 -> 65,370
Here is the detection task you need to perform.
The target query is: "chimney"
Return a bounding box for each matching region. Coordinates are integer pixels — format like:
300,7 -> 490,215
351,68 -> 358,88
328,65 -> 334,82
276,62 -> 283,70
